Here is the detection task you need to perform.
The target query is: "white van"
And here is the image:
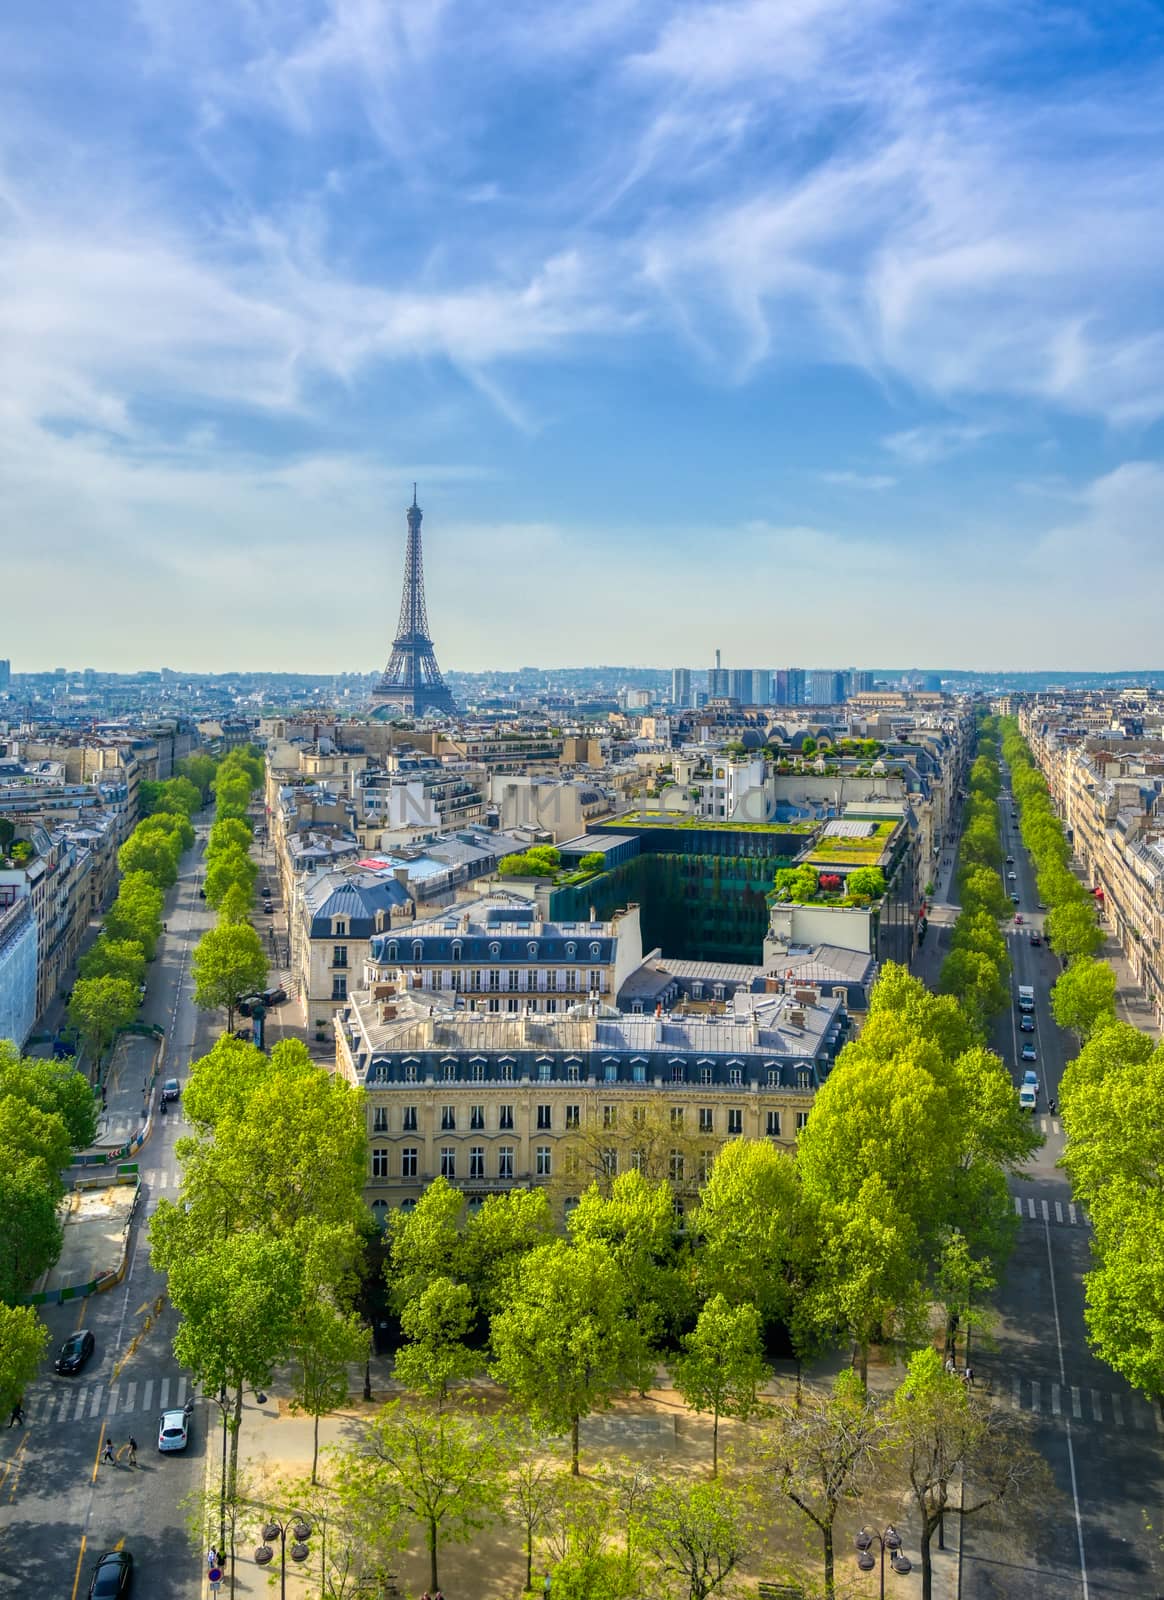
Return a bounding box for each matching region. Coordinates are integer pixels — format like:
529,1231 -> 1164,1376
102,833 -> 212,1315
1018,985 -> 1035,1013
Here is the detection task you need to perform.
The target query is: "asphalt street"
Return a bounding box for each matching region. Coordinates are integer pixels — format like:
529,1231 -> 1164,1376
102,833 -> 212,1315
918,773 -> 1164,1600
0,825 -> 217,1600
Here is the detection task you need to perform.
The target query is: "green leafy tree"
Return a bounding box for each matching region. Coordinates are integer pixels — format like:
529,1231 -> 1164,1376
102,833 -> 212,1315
934,1227 -> 996,1361
191,922 -> 267,1031
1047,900 -> 1103,960
68,975 -> 139,1071
151,1225 -> 302,1549
1052,957 -> 1116,1037
78,936 -> 146,990
0,1098 -> 72,1193
104,870 -> 165,960
118,826 -> 180,888
568,1171 -> 688,1347
504,1421 -> 565,1595
772,865 -> 819,902
958,865 -> 1009,921
462,1187 -> 553,1317
387,1176 -> 466,1312
578,852 -> 607,874
490,1238 -> 655,1473
177,752 -> 218,803
846,866 -> 886,901
218,880 -> 253,925
207,817 -> 253,858
0,1043 -> 97,1147
137,809 -> 195,853
1083,1180 -> 1164,1407
290,1297 -> 370,1483
937,946 -> 1008,1028
889,1347 -> 1048,1600
763,1369 -> 884,1600
0,1305 -> 49,1420
639,1477 -> 755,1600
158,776 -> 202,817
0,1163 -> 63,1302
694,1138 -> 805,1327
338,1400 -> 509,1594
672,1294 -> 769,1476
204,845 -> 258,910
394,1277 -> 478,1406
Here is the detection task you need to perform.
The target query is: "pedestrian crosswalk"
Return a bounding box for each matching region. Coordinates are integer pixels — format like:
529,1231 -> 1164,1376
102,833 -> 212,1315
19,1372 -> 189,1427
1013,1194 -> 1091,1227
1003,1375 -> 1159,1433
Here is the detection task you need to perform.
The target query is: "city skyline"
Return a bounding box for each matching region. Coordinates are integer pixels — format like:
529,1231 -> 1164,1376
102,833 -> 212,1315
3,2 -> 1164,670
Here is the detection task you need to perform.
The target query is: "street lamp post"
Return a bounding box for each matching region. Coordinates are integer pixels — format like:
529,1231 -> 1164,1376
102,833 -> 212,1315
855,1524 -> 912,1600
255,1512 -> 312,1600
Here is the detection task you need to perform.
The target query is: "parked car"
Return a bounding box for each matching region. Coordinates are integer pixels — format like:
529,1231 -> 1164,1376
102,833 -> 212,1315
1019,1084 -> 1037,1112
1020,1014 -> 1035,1031
261,986 -> 288,1007
161,1078 -> 180,1102
1015,913 -> 1024,924
157,1407 -> 189,1452
1022,1041 -> 1038,1062
87,1550 -> 133,1599
55,1329 -> 95,1375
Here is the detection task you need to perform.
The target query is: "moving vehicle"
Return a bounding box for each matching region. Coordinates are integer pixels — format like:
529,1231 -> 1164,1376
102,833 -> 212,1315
1019,1084 -> 1037,1112
1007,870 -> 1017,881
161,1077 -> 180,1102
55,1329 -> 95,1375
157,1407 -> 189,1452
87,1550 -> 133,1598
1018,985 -> 1035,1013
262,986 -> 288,1007
1023,1068 -> 1040,1096
1030,930 -> 1042,946
1022,1041 -> 1038,1062
1020,1014 -> 1035,1031
1006,855 -> 1015,865
1011,892 -> 1021,904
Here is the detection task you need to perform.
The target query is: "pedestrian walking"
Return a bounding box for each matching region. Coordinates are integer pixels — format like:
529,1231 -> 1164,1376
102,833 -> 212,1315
102,1439 -> 115,1465
207,1548 -> 220,1572
9,1398 -> 23,1426
964,1365 -> 975,1388
127,1435 -> 138,1466
944,1355 -> 956,1376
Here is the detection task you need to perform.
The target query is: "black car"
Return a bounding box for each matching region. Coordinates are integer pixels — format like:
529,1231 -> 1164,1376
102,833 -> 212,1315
237,994 -> 262,1017
55,1329 -> 95,1375
262,986 -> 287,1007
88,1550 -> 133,1598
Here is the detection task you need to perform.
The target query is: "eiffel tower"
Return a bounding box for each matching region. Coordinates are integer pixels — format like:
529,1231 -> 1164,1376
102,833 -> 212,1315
371,488 -> 457,717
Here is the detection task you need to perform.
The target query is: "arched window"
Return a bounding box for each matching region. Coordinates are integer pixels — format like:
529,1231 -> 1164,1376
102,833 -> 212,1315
565,942 -> 576,959
490,941 -> 501,959
452,941 -> 462,962
386,940 -> 397,962
589,942 -> 601,958
412,942 -> 423,961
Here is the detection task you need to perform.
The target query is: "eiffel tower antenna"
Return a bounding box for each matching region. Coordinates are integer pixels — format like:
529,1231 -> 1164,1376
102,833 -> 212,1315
371,488 -> 457,717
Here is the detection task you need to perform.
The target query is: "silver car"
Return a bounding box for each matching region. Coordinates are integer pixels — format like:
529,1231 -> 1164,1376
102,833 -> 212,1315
157,1407 -> 189,1452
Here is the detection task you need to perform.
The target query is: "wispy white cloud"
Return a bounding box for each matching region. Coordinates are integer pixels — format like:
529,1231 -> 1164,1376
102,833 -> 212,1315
882,423 -> 995,465
819,470 -> 898,490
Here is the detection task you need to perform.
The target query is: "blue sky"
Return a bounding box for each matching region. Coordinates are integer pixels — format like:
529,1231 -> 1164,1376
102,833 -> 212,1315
3,0 -> 1164,672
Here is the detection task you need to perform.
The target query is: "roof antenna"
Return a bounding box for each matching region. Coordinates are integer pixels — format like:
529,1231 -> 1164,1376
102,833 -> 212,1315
412,482 -> 417,507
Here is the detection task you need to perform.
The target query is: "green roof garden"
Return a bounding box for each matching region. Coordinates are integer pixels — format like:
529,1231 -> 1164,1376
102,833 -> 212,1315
801,819 -> 898,866
611,813 -> 818,834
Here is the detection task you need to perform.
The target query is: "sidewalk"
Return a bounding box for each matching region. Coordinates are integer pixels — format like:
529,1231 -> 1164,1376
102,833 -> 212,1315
1101,926 -> 1160,1041
208,1360 -> 961,1600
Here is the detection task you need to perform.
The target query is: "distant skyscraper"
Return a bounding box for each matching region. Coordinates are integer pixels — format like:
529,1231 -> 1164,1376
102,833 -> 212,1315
807,669 -> 845,706
0,660 -> 9,691
728,669 -> 751,703
780,668 -> 805,706
708,657 -> 731,696
671,668 -> 692,707
372,488 -> 457,718
847,669 -> 875,696
750,669 -> 772,706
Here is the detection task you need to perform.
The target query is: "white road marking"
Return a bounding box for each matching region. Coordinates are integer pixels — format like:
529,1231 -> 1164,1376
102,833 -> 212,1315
159,1377 -> 170,1410
1111,1394 -> 1125,1428
1027,1198 -> 1036,1219
125,1381 -> 136,1413
1091,1390 -> 1103,1422
1069,1204 -> 1079,1225
1053,1120 -> 1061,1133
1041,1199 -> 1050,1221
1014,1195 -> 1022,1217
107,1387 -> 119,1417
57,1393 -> 72,1423
1055,1202 -> 1064,1224
73,1388 -> 89,1422
1051,1383 -> 1061,1416
1012,1377 -> 1022,1410
177,1375 -> 187,1406
1031,1379 -> 1041,1412
89,1387 -> 103,1419
1044,1204 -> 1091,1599
142,1379 -> 153,1413
1072,1386 -> 1081,1419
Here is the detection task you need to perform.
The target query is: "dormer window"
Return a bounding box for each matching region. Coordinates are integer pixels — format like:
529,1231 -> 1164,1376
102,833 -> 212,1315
386,942 -> 398,963
412,942 -> 423,961
589,941 -> 601,958
452,942 -> 462,962
565,942 -> 576,959
490,942 -> 501,959
334,919 -> 348,937
527,941 -> 538,958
